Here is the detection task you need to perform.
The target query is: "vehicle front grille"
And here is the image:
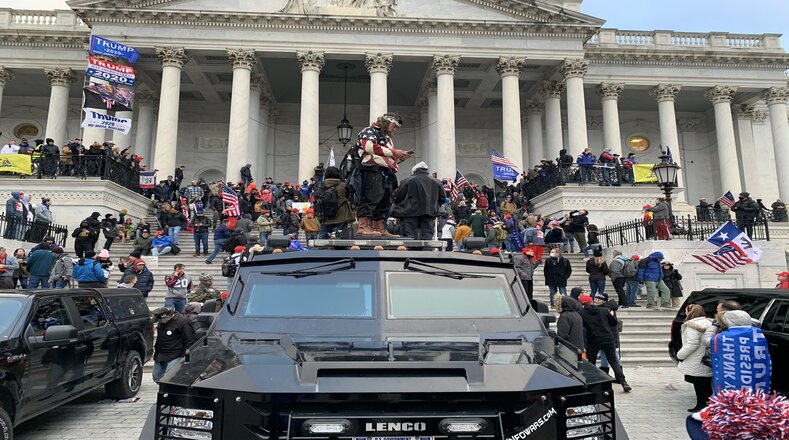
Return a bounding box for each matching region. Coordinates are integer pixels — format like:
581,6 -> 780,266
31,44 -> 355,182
156,393 -> 222,440
557,391 -> 615,440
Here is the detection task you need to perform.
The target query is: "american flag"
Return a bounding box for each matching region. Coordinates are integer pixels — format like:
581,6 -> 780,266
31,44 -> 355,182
692,242 -> 750,273
491,148 -> 518,169
455,170 -> 470,189
220,181 -> 240,217
718,191 -> 736,209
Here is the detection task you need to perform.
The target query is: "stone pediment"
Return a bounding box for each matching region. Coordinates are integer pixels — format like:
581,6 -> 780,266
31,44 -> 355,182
67,0 -> 604,27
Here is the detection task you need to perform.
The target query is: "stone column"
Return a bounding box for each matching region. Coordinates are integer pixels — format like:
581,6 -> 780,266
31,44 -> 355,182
650,84 -> 686,201
44,68 -> 75,146
247,74 -> 263,178
366,52 -> 392,123
705,86 -> 741,195
258,97 -> 272,179
764,87 -> 789,200
734,105 -> 759,193
432,55 -> 460,180
419,104 -> 429,165
225,49 -> 256,181
525,102 -> 544,168
0,67 -> 14,119
133,90 -> 157,167
750,110 -> 779,203
153,47 -> 188,178
597,82 -> 624,155
297,50 -> 325,182
112,109 -> 134,148
541,80 -> 565,161
560,59 -> 589,156
497,57 -> 526,169
425,78 -> 438,170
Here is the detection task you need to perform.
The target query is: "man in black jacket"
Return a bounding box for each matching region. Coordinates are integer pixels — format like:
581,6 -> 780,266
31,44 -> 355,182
391,162 -> 444,240
151,307 -> 195,383
731,191 -> 759,238
579,295 -> 631,392
240,163 -> 253,187
84,212 -> 102,251
543,248 -> 572,307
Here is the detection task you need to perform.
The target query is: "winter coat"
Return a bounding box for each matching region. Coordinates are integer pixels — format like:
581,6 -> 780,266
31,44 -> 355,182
300,215 -> 321,233
124,267 -> 154,296
580,304 -> 616,346
213,224 -> 231,241
101,218 -> 118,238
636,251 -> 664,282
133,236 -> 153,250
585,259 -> 609,281
25,248 -> 54,277
544,228 -> 564,244
35,203 -> 53,224
600,301 -> 621,348
72,258 -> 105,283
453,224 -> 472,244
569,211 -> 588,232
321,178 -> 355,225
153,313 -> 196,363
256,216 -> 274,233
49,254 -> 73,282
0,254 -> 19,278
576,152 -> 596,166
544,256 -> 572,287
152,236 -> 172,249
513,254 -> 540,281
71,227 -> 96,245
391,169 -> 445,219
164,211 -> 187,227
522,227 -> 545,245
469,213 -> 486,237
557,297 -> 585,352
609,256 -> 631,281
677,317 -> 713,377
500,201 -> 517,216
84,213 -> 101,233
587,230 -> 599,245
440,223 -> 456,240
662,268 -> 684,297
283,213 -> 301,235
5,193 -> 20,218
731,197 -> 759,224
647,202 -> 670,220
484,226 -> 504,247
235,217 -> 255,234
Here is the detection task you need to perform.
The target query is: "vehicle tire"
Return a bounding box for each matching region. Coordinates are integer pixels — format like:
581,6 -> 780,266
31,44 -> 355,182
0,406 -> 12,440
105,350 -> 143,399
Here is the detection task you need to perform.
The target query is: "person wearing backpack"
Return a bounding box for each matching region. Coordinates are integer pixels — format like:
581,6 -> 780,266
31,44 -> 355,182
609,250 -> 632,307
72,250 -> 106,288
485,222 -> 506,249
49,247 -> 73,288
636,251 -> 671,309
256,210 -> 274,246
317,166 -> 355,239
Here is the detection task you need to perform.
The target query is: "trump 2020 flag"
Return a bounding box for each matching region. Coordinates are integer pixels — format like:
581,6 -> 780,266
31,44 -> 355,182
707,221 -> 762,262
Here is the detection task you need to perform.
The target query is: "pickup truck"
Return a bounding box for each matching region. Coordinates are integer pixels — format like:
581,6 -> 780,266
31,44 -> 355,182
144,239 -> 628,440
0,288 -> 153,440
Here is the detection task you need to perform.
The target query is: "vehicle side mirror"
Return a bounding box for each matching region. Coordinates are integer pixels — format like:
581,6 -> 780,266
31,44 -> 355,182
43,325 -> 78,342
538,313 -> 556,328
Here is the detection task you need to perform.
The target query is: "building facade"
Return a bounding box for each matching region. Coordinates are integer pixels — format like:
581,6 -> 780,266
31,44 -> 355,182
0,0 -> 787,204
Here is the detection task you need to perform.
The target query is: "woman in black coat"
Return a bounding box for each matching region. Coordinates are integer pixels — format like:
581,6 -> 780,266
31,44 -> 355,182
661,261 -> 683,309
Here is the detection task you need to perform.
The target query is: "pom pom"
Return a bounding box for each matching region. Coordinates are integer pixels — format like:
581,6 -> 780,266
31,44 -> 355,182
702,389 -> 789,439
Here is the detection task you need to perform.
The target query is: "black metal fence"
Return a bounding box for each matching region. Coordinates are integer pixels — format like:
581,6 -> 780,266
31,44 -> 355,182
521,164 -> 652,199
599,214 -> 771,248
31,155 -> 142,194
0,214 -> 69,247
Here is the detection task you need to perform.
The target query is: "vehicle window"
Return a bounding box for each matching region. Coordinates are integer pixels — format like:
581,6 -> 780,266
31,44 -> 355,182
28,298 -> 72,336
106,295 -> 149,320
240,272 -> 374,318
762,301 -> 789,334
693,295 -> 772,320
0,298 -> 24,337
387,272 -> 518,319
71,296 -> 108,329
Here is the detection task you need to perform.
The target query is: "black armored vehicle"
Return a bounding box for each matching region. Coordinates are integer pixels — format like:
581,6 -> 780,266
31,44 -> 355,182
147,239 -> 625,440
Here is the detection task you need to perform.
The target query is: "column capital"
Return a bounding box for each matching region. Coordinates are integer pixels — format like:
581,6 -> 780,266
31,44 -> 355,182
763,86 -> 789,105
596,82 -> 624,100
261,93 -> 275,108
525,101 -> 544,114
751,110 -> 769,125
135,89 -> 158,105
432,54 -> 460,76
227,49 -> 256,70
649,84 -> 682,103
496,56 -> 526,77
734,104 -> 755,119
541,80 -> 565,99
0,67 -> 14,87
250,74 -> 265,91
297,50 -> 325,73
705,85 -> 737,104
559,58 -> 588,79
365,52 -> 393,75
44,67 -> 75,86
155,46 -> 188,68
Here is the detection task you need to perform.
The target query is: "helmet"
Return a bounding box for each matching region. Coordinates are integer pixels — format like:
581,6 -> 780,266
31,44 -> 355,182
199,273 -> 213,281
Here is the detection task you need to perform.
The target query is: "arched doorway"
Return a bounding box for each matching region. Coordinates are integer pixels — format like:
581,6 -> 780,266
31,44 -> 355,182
195,167 -> 224,184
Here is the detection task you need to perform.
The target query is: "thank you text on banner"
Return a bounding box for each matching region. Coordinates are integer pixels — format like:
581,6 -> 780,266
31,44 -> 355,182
82,109 -> 132,135
86,56 -> 136,86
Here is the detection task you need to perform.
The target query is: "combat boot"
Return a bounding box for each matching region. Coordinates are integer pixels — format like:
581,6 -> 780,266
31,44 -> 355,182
356,217 -> 381,237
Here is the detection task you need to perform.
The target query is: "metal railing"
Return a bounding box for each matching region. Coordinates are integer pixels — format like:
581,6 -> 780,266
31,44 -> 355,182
0,214 -> 68,247
599,214 -> 771,248
521,164 -> 651,200
31,155 -> 143,195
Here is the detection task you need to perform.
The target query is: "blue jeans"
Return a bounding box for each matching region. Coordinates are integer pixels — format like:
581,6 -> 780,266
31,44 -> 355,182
206,239 -> 226,262
168,226 -> 181,244
583,244 -> 602,258
548,285 -> 567,306
52,278 -> 70,289
599,348 -> 619,368
152,246 -> 172,256
589,279 -> 606,298
165,297 -> 186,313
152,358 -> 180,383
259,231 -> 271,246
563,234 -> 576,253
193,231 -> 208,253
626,280 -> 641,305
27,275 -> 50,290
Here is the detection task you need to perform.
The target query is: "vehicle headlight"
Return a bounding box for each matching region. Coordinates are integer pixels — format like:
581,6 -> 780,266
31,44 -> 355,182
162,406 -> 214,440
302,419 -> 351,435
439,418 -> 487,433
565,405 -> 604,439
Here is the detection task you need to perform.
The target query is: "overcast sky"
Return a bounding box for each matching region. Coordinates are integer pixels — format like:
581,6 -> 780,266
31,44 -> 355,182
4,0 -> 788,47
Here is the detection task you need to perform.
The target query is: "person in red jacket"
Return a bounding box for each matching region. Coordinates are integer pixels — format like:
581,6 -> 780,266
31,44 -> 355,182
777,271 -> 789,289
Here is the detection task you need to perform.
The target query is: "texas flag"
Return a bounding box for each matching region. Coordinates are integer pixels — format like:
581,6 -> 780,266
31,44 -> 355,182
707,221 -> 762,262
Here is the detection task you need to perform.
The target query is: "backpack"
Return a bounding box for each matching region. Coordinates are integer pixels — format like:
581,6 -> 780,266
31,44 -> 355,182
221,256 -> 237,278
495,227 -> 508,243
339,144 -> 362,180
313,181 -> 340,221
622,259 -> 638,278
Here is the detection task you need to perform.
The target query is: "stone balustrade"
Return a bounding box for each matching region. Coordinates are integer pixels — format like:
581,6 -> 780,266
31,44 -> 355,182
589,29 -> 783,51
0,8 -> 86,29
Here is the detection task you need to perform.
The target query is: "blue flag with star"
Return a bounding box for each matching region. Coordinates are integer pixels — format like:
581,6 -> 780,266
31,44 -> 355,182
707,221 -> 745,247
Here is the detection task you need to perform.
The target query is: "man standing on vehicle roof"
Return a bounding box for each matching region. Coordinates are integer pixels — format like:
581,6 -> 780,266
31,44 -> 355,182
391,161 -> 445,240
353,113 -> 414,237
151,307 -> 195,383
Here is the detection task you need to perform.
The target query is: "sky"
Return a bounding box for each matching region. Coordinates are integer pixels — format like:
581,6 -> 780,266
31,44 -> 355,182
5,0 -> 789,48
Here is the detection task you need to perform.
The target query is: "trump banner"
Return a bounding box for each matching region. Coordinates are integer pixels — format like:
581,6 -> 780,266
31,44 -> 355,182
81,109 -> 132,135
492,164 -> 519,182
89,35 -> 139,64
0,154 -> 32,175
86,56 -> 136,86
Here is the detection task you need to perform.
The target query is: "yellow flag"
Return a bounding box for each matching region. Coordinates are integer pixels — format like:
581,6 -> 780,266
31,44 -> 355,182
0,154 -> 33,175
634,164 -> 658,183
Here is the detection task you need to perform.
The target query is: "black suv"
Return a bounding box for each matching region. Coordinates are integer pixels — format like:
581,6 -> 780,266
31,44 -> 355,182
145,244 -> 628,440
668,288 -> 788,391
0,288 -> 153,439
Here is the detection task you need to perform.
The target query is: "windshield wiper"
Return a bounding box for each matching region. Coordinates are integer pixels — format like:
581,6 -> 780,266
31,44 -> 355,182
403,258 -> 495,280
260,258 -> 356,279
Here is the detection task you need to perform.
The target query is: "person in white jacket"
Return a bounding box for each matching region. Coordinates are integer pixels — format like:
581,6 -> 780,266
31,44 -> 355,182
676,304 -> 713,412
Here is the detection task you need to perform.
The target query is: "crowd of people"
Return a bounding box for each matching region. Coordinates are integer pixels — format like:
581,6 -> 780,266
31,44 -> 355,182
1,137 -> 148,176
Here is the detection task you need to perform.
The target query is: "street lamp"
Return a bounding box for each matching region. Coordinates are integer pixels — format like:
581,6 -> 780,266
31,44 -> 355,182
337,63 -> 353,146
652,149 -> 681,221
